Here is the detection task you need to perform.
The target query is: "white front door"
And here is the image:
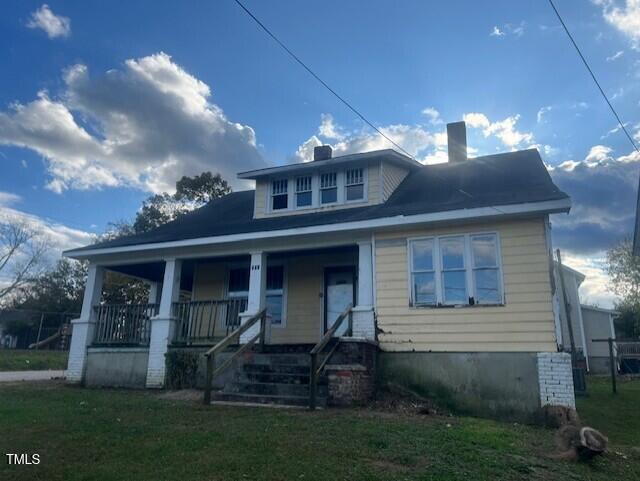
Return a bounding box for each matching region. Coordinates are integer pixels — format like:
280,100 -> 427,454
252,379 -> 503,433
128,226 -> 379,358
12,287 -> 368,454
325,267 -> 355,337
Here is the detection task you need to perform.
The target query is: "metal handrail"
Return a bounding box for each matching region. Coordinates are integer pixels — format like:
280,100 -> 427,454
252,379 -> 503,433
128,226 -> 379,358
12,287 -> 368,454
203,308 -> 268,405
308,303 -> 353,409
172,298 -> 247,344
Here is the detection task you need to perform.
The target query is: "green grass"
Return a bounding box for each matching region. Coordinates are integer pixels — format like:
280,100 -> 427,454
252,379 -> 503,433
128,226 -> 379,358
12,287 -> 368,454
0,380 -> 638,481
0,349 -> 68,371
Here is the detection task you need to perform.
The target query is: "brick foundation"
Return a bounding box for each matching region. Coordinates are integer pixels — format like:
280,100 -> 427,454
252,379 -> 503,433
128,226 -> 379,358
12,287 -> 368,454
326,365 -> 374,406
537,352 -> 575,408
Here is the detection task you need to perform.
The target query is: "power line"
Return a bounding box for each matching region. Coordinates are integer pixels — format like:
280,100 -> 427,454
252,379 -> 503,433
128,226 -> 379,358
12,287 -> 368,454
232,0 -> 414,158
232,1 -> 512,215
547,0 -> 639,154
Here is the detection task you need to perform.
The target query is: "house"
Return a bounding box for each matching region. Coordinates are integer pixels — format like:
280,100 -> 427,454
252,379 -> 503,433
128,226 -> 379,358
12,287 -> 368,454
553,262 -> 619,374
63,121 -> 575,419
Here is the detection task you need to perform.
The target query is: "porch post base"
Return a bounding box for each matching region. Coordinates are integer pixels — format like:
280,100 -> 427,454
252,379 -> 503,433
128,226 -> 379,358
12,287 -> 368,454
239,312 -> 261,344
145,317 -> 175,388
66,319 -> 95,383
351,306 -> 375,340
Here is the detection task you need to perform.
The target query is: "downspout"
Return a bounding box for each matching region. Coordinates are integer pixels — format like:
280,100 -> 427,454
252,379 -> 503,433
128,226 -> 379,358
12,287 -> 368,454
545,216 -> 563,350
574,276 -> 590,372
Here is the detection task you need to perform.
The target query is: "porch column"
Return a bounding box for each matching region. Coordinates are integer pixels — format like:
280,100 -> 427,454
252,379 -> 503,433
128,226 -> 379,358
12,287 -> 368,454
148,281 -> 160,305
353,241 -> 375,340
146,258 -> 182,388
239,251 -> 267,344
67,264 -> 104,383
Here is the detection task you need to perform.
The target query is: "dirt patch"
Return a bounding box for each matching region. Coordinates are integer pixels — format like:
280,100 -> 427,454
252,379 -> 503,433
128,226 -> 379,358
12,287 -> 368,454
157,389 -> 202,403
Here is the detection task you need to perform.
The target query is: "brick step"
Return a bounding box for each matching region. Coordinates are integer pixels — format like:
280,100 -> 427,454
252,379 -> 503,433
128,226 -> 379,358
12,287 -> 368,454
242,363 -> 310,375
212,391 -> 326,408
224,381 -> 327,397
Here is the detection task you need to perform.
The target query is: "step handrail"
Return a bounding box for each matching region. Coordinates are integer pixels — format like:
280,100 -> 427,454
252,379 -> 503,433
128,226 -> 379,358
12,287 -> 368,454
308,303 -> 353,409
203,308 -> 267,405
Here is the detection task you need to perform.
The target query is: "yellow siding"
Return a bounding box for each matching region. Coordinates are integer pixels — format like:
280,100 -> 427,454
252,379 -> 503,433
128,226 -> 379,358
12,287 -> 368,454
270,250 -> 357,344
190,261 -> 228,338
374,217 -> 557,352
367,162 -> 381,204
253,181 -> 267,219
381,161 -> 409,201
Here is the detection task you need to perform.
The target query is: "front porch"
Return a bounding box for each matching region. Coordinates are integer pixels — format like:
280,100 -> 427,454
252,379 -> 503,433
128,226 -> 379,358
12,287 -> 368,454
67,242 -> 377,405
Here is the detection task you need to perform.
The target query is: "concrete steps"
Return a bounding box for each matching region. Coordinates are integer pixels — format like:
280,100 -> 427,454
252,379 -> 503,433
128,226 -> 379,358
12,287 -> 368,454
211,350 -> 327,408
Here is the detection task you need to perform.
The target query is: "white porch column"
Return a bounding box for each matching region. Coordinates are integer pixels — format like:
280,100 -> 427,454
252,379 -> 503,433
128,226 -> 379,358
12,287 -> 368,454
146,259 -> 182,388
148,281 -> 160,305
239,251 -> 267,344
352,241 -> 375,340
67,264 -> 104,383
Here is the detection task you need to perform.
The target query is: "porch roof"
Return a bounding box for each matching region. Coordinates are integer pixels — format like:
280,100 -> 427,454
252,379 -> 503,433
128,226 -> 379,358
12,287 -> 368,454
66,148 -> 570,257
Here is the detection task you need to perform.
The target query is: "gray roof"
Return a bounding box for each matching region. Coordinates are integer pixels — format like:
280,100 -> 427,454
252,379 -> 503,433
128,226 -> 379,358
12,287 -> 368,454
67,148 -> 569,255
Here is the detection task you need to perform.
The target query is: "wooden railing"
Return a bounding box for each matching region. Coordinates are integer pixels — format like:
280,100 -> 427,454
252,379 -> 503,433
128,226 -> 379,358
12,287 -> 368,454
203,308 -> 268,405
308,303 -> 353,410
172,298 -> 247,345
93,303 -> 158,345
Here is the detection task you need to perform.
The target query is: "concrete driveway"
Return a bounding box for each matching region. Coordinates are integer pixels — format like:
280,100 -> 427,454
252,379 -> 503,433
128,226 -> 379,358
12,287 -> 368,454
0,370 -> 65,382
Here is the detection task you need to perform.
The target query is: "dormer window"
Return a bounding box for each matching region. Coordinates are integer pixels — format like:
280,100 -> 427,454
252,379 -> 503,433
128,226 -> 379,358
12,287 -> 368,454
271,179 -> 288,210
320,172 -> 337,204
345,168 -> 364,201
296,176 -> 312,208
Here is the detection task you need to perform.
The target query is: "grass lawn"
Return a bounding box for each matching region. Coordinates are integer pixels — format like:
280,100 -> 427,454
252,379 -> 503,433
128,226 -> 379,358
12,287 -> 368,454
0,349 -> 68,371
0,378 -> 637,481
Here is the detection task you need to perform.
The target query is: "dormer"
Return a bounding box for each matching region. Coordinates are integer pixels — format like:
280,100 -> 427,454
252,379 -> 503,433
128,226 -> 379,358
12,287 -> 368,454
239,146 -> 422,219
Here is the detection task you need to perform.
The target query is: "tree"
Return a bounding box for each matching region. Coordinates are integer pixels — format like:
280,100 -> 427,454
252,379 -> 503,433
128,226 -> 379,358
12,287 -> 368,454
0,220 -> 49,308
132,172 -> 231,234
606,238 -> 640,339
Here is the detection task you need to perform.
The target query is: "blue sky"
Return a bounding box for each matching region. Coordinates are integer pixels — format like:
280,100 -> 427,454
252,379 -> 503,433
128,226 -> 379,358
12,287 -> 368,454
1,0 -> 640,306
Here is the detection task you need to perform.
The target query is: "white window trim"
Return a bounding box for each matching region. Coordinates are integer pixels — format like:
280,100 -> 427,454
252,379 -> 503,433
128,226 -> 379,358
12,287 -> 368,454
320,171 -> 339,206
270,178 -> 289,212
294,175 -> 314,210
344,166 -> 368,204
407,231 -> 505,308
265,261 -> 287,328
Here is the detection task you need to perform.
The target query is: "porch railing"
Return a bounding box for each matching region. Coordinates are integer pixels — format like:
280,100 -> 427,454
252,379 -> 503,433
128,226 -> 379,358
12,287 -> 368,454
308,303 -> 353,410
203,308 -> 268,404
93,303 -> 158,346
172,298 -> 248,345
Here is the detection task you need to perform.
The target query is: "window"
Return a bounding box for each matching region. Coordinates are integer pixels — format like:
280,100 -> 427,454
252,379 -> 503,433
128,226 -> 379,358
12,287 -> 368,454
440,236 -> 467,305
266,265 -> 285,326
271,179 -> 288,210
345,168 -> 364,201
409,233 -> 503,307
410,239 -> 436,306
471,234 -> 502,304
320,172 -> 337,204
296,176 -> 312,208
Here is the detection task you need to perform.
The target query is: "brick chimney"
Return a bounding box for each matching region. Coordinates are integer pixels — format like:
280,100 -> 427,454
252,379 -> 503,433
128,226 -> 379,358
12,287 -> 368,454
447,121 -> 467,163
313,145 -> 333,161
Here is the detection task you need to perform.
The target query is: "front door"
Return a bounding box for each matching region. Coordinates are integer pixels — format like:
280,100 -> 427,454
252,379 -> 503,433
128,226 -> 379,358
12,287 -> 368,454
324,266 -> 356,337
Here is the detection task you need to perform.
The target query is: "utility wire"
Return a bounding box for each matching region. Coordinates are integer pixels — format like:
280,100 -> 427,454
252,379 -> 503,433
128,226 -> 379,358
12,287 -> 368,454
232,0 -> 413,158
547,0 -> 639,153
232,0 -> 508,213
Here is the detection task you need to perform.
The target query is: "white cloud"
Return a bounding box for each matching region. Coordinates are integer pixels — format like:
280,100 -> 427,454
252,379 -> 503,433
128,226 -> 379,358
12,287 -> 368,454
606,50 -> 625,61
595,0 -> 640,49
421,107 -> 443,125
318,114 -> 345,140
490,22 -> 525,38
537,106 -> 552,123
0,52 -> 266,194
562,253 -> 615,307
0,192 -> 21,206
27,4 -> 71,38
463,112 -> 534,149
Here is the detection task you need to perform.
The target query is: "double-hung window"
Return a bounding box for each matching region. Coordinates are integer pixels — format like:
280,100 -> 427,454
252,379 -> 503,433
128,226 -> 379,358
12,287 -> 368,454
470,234 -> 502,304
409,233 -> 503,307
345,168 -> 364,201
410,239 -> 436,306
295,176 -> 312,208
271,179 -> 288,210
320,172 -> 337,204
265,265 -> 285,326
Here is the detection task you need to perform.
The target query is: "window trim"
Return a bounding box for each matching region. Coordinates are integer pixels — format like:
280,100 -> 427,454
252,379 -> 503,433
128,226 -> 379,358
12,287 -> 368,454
407,231 -> 504,308
344,167 -> 367,204
265,261 -> 287,328
294,175 -> 313,210
270,179 -> 289,211
320,171 -> 339,206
